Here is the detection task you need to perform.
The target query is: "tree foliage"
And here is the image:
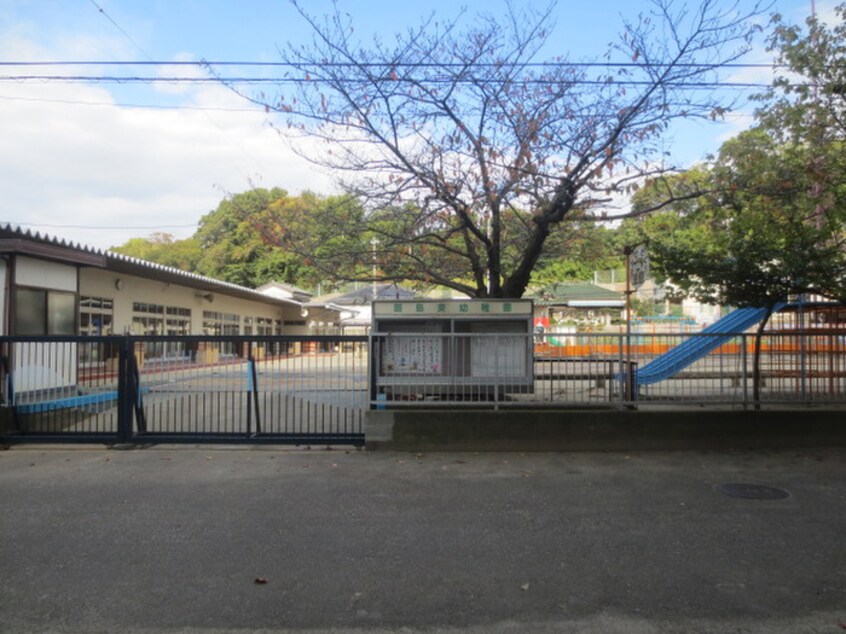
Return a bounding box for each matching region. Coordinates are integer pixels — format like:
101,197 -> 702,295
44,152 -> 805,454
111,232 -> 203,272
227,0 -> 765,298
112,187 -> 624,293
631,132 -> 846,309
630,4 -> 846,308
756,3 -> 846,142
625,3 -> 846,405
110,189 -> 354,291
628,132 -> 846,408
532,223 -> 623,288
192,188 -> 310,288
715,131 -> 845,304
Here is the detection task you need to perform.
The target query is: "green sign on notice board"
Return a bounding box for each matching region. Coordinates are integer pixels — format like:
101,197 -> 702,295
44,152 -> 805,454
373,300 -> 532,317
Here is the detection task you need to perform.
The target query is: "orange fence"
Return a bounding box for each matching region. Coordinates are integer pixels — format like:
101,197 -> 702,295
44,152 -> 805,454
535,336 -> 846,359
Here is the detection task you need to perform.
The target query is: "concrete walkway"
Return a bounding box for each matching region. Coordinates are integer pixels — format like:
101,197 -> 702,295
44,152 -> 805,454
1,445 -> 844,633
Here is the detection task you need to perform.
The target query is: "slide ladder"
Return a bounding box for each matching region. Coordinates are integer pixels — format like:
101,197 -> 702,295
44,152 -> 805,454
635,305 -> 783,387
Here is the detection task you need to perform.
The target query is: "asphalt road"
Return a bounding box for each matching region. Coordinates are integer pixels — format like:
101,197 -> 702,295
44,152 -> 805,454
1,445 -> 844,633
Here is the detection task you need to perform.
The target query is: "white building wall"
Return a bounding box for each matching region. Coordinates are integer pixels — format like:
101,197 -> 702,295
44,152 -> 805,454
79,268 -> 304,334
12,257 -> 79,393
0,258 -> 6,335
15,256 -> 77,291
681,297 -> 723,327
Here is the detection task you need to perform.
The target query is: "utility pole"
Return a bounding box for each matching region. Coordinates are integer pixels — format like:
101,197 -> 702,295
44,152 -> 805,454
371,237 -> 379,301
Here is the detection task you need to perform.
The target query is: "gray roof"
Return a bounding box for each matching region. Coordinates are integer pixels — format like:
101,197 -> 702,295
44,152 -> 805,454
256,281 -> 313,302
531,282 -> 623,305
0,224 -> 307,309
309,283 -> 416,307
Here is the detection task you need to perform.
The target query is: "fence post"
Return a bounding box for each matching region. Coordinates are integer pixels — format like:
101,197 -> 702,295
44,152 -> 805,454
618,333 -> 625,409
246,341 -> 253,437
494,333 -> 500,410
251,343 -> 261,435
741,334 -> 749,410
626,361 -> 638,409
368,335 -> 378,410
116,336 -> 133,443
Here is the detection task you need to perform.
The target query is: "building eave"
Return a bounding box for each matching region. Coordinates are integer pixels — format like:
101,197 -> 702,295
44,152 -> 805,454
0,238 -> 106,267
0,223 -> 340,315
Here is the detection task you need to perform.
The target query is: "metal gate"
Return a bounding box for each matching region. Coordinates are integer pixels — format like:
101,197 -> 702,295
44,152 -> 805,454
0,335 -> 369,446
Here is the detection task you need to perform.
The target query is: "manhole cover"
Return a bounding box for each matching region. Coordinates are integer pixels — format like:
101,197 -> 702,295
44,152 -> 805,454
717,483 -> 790,500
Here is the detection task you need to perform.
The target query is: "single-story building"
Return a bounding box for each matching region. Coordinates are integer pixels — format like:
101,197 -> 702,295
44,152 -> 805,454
308,283 -> 417,335
255,281 -> 313,304
0,224 -> 340,351
531,282 -> 625,328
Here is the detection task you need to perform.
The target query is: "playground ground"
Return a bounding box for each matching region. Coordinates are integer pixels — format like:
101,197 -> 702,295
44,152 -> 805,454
1,444 -> 844,633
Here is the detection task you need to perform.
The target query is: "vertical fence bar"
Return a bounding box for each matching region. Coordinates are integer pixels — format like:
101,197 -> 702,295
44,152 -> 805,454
614,328 -> 626,409
741,334 -> 749,410
117,336 -> 133,443
246,341 -> 253,438
5,330 -> 846,442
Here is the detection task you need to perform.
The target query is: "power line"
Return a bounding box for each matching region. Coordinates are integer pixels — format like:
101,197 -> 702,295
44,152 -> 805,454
87,0 -> 155,63
84,0 -> 275,189
0,57 -> 790,89
4,220 -> 198,230
0,75 -> 775,88
0,59 -> 786,70
0,93 -> 755,118
0,94 -> 258,112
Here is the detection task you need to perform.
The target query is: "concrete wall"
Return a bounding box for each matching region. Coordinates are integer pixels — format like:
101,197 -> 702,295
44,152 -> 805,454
366,409 -> 846,452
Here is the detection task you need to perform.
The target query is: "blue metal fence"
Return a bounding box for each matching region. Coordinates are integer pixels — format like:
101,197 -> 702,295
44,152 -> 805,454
2,330 -> 844,445
0,335 -> 368,445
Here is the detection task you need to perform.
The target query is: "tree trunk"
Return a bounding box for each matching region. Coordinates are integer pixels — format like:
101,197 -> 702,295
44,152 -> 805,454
500,222 -> 549,298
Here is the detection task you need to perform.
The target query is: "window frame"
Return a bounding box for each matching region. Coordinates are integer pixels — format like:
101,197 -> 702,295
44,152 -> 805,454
13,286 -> 77,336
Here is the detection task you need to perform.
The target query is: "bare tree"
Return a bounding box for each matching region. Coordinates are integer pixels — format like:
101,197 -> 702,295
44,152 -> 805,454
225,0 -> 767,298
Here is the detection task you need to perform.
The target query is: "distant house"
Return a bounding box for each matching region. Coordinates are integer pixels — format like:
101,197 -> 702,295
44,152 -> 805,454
308,283 -> 417,334
532,282 -> 625,327
256,281 -> 313,304
0,225 -> 340,347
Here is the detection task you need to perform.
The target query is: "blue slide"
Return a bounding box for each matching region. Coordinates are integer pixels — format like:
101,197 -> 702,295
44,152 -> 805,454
635,305 -> 784,386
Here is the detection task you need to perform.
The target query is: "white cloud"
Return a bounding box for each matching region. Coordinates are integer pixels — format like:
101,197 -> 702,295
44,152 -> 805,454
0,35 -> 336,251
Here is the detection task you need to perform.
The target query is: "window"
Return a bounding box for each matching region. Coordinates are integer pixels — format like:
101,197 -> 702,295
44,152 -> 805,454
79,297 -> 115,365
202,310 -> 240,335
203,310 -> 241,356
14,288 -> 76,335
165,306 -> 191,336
133,302 -> 192,359
80,296 -> 114,336
257,317 -> 274,336
132,302 -> 164,335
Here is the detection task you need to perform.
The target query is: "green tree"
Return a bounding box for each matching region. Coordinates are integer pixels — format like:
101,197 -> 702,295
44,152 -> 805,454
532,222 -> 623,288
622,166 -> 714,281
194,188 -> 328,289
111,190 -> 348,291
756,4 -> 846,143
633,5 -> 846,320
111,232 -> 203,272
225,0 -> 765,298
247,191 -> 374,289
632,129 -> 846,406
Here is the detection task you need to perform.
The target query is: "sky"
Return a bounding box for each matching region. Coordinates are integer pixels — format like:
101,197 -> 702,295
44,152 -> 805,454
0,0 -> 832,251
